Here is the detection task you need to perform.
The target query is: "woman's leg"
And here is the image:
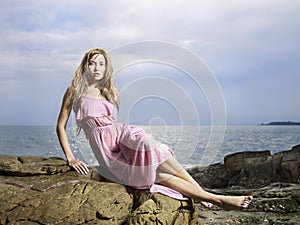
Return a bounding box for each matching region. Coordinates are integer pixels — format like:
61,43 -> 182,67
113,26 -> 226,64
156,157 -> 253,210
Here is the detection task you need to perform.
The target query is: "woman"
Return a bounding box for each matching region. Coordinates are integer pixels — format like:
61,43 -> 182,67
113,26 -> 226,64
57,48 -> 252,210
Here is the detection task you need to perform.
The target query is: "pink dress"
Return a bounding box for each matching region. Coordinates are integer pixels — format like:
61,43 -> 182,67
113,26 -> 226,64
76,96 -> 186,200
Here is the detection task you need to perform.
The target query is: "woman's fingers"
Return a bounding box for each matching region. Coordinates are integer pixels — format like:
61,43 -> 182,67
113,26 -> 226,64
69,160 -> 89,175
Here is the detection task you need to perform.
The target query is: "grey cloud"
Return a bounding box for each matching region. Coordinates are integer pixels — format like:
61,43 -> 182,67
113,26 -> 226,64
0,0 -> 299,125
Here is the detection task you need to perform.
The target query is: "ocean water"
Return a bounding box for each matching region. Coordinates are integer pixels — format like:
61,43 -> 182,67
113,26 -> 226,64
0,125 -> 299,168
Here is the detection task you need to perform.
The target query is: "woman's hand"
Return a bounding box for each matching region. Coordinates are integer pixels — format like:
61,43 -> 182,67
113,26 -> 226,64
68,159 -> 89,175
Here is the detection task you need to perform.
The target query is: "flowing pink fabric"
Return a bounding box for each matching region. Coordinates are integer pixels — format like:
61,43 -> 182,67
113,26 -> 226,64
76,96 -> 187,200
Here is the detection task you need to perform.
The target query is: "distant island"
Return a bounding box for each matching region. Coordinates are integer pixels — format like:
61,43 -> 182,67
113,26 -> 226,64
260,121 -> 300,126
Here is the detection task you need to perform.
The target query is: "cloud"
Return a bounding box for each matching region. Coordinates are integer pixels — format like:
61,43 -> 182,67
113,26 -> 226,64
0,0 -> 299,125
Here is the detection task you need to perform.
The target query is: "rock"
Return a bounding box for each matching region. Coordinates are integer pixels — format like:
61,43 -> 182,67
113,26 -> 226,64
187,163 -> 229,189
0,154 -> 70,176
1,144 -> 300,224
0,172 -> 132,224
189,145 -> 299,189
189,150 -> 276,189
188,145 -> 300,224
0,154 -> 197,225
272,144 -> 300,184
224,150 -> 273,187
196,183 -> 300,225
128,189 -> 199,225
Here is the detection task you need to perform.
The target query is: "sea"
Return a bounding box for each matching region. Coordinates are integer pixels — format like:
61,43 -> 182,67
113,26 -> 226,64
0,125 -> 299,168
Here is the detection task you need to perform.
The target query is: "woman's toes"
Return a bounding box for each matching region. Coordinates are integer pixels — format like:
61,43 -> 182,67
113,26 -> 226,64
201,201 -> 213,208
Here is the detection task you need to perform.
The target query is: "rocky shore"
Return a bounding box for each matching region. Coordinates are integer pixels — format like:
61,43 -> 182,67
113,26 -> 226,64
188,144 -> 300,225
0,144 -> 299,224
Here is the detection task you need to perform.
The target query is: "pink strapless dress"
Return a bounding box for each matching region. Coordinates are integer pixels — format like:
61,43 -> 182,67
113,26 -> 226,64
76,96 -> 186,200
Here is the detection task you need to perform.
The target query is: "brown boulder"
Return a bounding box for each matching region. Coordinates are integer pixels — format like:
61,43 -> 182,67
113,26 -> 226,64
0,154 -> 70,176
190,145 -> 300,189
272,144 -> 300,184
0,154 -> 198,225
224,150 -> 273,187
187,163 -> 229,188
223,146 -> 300,188
128,189 -> 198,225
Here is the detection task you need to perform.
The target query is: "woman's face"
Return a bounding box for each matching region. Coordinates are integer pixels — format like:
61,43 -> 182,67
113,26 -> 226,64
88,54 -> 106,82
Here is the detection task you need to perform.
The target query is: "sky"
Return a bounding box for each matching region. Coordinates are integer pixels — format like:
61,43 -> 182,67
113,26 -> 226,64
0,0 -> 299,126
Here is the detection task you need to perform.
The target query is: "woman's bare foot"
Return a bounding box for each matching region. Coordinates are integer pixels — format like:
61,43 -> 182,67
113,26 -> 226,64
200,201 -> 213,208
217,196 -> 253,210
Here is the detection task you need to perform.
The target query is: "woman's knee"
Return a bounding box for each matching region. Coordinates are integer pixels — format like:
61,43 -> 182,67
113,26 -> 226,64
158,157 -> 183,174
155,171 -> 172,183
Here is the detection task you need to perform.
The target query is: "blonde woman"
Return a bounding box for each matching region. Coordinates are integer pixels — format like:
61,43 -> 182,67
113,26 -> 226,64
57,48 -> 253,210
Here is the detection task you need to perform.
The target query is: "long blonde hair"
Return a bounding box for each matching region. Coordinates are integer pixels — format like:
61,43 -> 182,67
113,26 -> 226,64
66,48 -> 119,114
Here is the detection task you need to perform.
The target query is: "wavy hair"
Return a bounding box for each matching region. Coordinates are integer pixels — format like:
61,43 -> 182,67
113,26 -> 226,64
65,48 -> 119,114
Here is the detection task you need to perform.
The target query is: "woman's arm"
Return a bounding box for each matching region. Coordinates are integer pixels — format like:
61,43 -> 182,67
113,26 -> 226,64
56,89 -> 89,175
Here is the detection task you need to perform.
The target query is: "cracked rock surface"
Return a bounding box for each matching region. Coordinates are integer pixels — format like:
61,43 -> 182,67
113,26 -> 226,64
0,155 -> 198,225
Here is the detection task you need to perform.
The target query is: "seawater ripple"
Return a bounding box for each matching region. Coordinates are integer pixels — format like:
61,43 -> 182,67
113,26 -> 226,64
0,125 -> 299,167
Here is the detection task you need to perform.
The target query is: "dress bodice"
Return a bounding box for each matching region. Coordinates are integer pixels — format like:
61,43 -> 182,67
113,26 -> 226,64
76,96 -> 117,133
